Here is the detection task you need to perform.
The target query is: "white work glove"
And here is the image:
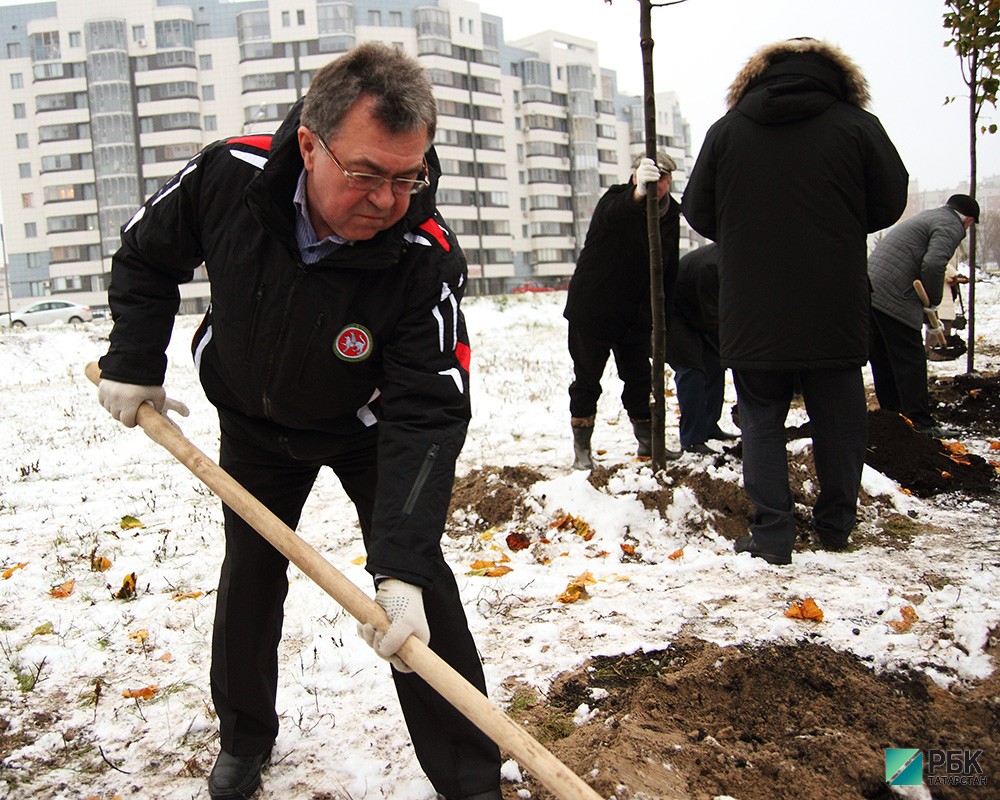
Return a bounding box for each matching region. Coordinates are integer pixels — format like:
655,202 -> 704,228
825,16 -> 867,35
633,158 -> 661,198
98,379 -> 190,428
358,579 -> 429,673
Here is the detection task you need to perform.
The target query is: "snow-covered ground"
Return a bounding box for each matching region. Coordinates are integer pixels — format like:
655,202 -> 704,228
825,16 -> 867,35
1,282 -> 998,799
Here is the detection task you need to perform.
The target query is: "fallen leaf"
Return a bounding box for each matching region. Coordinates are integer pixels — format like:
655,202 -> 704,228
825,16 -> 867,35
91,554 -> 112,572
668,549 -> 684,560
887,605 -> 919,633
351,555 -> 366,566
989,441 -> 1000,451
785,597 -> 824,622
115,572 -> 137,600
586,550 -> 610,558
122,685 -> 157,700
158,652 -> 174,662
120,515 -> 144,530
947,453 -> 971,466
941,470 -> 952,479
32,622 -> 54,636
557,571 -> 596,603
620,543 -> 636,555
128,629 -> 149,643
50,578 -> 75,598
470,559 -> 497,570
549,513 -> 596,541
942,441 -> 968,455
506,532 -> 531,551
2,562 -> 28,579
172,591 -> 203,601
484,565 -> 513,577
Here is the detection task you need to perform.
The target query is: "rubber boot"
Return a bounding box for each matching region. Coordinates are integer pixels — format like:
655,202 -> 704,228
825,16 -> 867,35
571,417 -> 595,471
631,418 -> 681,461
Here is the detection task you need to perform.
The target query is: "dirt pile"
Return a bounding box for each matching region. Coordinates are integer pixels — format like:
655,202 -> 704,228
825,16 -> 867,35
505,633 -> 999,800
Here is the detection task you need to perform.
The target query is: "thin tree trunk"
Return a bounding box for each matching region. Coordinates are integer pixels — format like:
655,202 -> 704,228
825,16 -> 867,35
966,38 -> 979,374
639,0 -> 667,469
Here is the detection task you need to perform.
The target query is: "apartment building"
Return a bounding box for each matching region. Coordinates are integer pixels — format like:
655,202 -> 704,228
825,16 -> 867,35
0,0 -> 693,313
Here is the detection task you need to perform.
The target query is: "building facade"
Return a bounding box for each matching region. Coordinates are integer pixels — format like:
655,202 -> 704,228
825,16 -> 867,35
0,0 -> 693,313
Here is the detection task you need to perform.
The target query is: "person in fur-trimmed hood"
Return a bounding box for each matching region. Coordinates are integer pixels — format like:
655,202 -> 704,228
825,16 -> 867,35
683,38 -> 908,565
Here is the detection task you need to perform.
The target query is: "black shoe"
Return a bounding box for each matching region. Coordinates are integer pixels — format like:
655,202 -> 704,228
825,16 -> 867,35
734,535 -> 791,565
683,443 -> 719,455
816,529 -> 850,551
915,423 -> 961,439
440,790 -> 503,800
208,747 -> 271,800
709,428 -> 740,441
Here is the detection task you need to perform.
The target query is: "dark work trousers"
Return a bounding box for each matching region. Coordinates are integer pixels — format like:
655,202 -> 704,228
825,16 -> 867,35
568,323 -> 652,419
733,368 -> 868,556
674,346 -> 725,448
212,413 -> 500,798
868,308 -> 935,428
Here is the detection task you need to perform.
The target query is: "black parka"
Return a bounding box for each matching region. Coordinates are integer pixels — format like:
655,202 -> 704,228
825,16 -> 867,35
563,181 -> 681,339
683,39 -> 909,371
99,101 -> 471,587
665,244 -> 720,372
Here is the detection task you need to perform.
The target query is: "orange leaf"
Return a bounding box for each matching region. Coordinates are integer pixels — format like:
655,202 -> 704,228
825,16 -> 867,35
941,471 -> 952,479
557,584 -> 588,604
942,441 -> 968,455
470,559 -> 496,570
484,565 -> 513,578
620,543 -> 636,555
172,591 -> 203,601
586,550 -> 610,558
91,555 -> 112,572
506,532 -> 531,551
988,441 -> 1000,451
2,562 -> 28,579
115,572 -> 137,600
947,453 -> 971,465
158,652 -> 174,662
887,605 -> 919,633
785,597 -> 824,622
122,685 -> 157,700
128,629 -> 149,643
50,578 -> 75,598
667,549 -> 684,560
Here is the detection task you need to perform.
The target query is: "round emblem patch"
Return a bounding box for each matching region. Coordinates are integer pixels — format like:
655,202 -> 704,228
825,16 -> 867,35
334,325 -> 373,362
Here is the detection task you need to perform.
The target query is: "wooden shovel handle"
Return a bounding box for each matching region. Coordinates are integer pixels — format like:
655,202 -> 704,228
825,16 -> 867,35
913,280 -> 947,347
85,362 -> 602,800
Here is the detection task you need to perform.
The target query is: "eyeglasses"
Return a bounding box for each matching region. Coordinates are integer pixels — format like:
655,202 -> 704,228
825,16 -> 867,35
312,131 -> 430,196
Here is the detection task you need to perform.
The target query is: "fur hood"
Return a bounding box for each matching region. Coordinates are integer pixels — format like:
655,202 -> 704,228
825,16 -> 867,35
726,38 -> 870,110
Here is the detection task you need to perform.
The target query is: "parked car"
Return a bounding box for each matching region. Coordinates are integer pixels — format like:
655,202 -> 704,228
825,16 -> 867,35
3,301 -> 93,328
511,281 -> 555,294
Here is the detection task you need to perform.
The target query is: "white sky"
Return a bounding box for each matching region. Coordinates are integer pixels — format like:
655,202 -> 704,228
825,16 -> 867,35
480,0 -> 999,192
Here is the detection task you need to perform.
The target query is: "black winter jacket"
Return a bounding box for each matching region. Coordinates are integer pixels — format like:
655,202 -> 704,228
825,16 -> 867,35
665,244 -> 720,372
683,40 -> 908,371
563,181 -> 680,339
99,102 -> 471,587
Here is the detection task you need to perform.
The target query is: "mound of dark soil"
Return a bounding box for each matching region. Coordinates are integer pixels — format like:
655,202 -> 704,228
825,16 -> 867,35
448,465 -> 546,530
506,632 -> 999,800
931,371 -> 1000,438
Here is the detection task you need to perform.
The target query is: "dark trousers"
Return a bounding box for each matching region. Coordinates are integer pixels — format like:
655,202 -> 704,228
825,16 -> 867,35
674,346 -> 724,447
568,323 -> 651,419
869,308 -> 934,428
733,368 -> 867,556
212,413 -> 500,798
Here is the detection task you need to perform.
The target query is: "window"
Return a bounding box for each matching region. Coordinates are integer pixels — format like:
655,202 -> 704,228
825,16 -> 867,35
13,103 -> 25,119
25,222 -> 37,238
16,133 -> 29,150
389,11 -> 402,26
200,54 -> 213,70
202,85 -> 215,101
282,11 -> 290,27
297,10 -> 306,25
368,10 -> 381,25
18,162 -> 31,178
69,31 -> 81,47
204,114 -> 217,132
11,73 -> 24,89
132,25 -> 145,42
7,43 -> 22,58
21,193 -> 33,208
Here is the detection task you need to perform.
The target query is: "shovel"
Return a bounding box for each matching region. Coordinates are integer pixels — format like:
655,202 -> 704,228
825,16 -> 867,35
85,362 -> 602,800
913,279 -> 947,347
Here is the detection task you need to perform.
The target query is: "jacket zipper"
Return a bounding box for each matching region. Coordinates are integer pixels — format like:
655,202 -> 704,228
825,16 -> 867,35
245,281 -> 265,363
294,312 -> 325,387
402,444 -> 440,515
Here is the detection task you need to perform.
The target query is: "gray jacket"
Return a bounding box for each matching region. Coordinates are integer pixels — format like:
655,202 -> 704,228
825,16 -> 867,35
868,206 -> 967,330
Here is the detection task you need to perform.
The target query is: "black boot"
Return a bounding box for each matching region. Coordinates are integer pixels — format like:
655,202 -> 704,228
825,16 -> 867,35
631,418 -> 681,460
208,747 -> 271,799
571,417 -> 595,470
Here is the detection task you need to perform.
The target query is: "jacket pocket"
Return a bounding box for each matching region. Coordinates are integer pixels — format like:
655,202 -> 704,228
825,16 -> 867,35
402,444 -> 440,516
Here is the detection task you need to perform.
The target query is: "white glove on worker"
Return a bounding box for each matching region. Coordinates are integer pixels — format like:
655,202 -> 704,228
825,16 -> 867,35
633,158 -> 661,199
358,578 -> 430,673
98,379 -> 190,428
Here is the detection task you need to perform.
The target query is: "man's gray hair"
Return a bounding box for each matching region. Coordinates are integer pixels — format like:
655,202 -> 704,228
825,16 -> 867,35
301,42 -> 436,144
632,149 -> 677,173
